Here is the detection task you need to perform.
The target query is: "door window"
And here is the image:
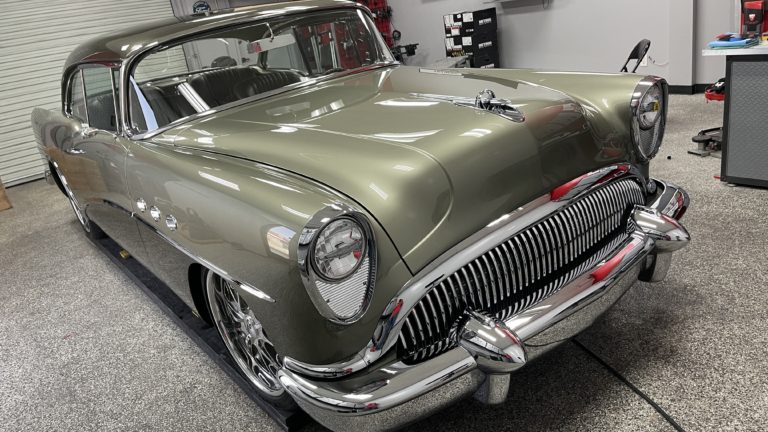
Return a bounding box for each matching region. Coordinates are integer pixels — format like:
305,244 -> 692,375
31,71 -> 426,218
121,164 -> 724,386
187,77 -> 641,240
68,70 -> 87,123
263,43 -> 308,73
82,67 -> 118,132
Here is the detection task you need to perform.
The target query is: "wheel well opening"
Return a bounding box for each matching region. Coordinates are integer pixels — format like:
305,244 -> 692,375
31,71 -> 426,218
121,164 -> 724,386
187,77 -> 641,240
188,263 -> 213,325
48,162 -> 66,196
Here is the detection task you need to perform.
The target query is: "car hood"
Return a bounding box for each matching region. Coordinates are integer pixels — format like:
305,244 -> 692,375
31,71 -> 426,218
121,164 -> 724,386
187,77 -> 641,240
163,66 -> 631,273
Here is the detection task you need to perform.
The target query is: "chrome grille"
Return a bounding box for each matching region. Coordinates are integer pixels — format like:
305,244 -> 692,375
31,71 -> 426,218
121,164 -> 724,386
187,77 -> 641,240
398,178 -> 645,363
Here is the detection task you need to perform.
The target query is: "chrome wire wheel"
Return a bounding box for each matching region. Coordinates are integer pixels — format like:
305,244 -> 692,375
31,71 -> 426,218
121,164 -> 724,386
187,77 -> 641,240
205,272 -> 284,397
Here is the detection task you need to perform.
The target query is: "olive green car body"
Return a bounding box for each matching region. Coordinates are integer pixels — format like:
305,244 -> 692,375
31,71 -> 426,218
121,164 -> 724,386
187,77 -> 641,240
35,1 -> 654,379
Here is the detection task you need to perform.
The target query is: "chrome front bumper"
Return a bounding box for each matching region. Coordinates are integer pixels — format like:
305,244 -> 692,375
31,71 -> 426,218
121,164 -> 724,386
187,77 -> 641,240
278,179 -> 690,432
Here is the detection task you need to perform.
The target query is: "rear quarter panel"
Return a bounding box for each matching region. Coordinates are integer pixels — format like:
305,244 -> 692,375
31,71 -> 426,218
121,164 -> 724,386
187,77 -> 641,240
31,107 -> 76,167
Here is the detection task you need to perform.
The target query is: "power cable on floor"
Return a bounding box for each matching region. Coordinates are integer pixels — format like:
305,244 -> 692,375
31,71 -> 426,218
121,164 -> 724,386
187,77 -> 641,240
572,339 -> 687,432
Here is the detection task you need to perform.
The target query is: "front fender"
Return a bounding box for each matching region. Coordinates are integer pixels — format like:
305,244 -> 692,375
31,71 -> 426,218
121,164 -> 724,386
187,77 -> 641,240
464,69 -> 646,164
124,139 -> 412,365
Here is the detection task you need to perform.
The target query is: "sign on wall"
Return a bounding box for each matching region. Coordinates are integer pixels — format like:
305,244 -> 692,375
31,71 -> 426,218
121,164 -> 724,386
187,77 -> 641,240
192,1 -> 212,14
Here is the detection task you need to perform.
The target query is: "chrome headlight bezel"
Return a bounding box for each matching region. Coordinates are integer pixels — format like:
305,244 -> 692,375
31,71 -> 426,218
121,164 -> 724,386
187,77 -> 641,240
630,76 -> 668,161
311,217 -> 367,282
298,204 -> 377,325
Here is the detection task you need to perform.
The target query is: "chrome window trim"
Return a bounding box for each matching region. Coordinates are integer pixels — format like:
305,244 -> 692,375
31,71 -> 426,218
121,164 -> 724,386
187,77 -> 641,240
177,82 -> 210,113
108,67 -> 121,134
63,69 -> 88,124
283,163 -> 647,378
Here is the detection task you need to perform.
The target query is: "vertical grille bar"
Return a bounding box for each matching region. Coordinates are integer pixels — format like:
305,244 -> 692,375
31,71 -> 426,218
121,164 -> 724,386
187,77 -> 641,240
399,178 -> 645,363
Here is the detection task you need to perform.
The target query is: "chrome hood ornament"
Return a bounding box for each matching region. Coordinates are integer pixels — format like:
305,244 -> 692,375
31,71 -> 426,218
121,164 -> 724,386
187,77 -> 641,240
412,89 -> 525,123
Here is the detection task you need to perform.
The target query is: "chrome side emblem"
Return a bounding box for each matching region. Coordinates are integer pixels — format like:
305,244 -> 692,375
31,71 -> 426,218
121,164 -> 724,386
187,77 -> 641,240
165,215 -> 178,231
149,206 -> 161,222
136,198 -> 147,212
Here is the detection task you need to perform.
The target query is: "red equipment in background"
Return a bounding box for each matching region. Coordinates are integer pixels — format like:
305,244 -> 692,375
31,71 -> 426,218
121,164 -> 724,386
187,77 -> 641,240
704,77 -> 726,102
357,0 -> 394,47
741,1 -> 767,38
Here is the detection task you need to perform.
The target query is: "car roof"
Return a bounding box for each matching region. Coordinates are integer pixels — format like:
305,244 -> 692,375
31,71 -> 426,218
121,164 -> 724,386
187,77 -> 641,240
64,0 -> 361,71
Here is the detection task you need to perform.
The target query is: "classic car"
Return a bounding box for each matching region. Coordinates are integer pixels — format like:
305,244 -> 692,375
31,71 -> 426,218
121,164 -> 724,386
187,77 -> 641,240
31,1 -> 690,430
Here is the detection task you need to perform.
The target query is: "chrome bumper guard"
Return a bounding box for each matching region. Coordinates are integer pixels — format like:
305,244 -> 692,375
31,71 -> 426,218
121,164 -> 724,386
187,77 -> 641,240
278,179 -> 690,432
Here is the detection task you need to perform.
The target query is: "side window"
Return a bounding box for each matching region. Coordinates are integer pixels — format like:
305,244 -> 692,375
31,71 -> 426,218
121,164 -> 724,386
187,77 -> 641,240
264,43 -> 308,74
133,45 -> 190,82
68,71 -> 87,122
82,67 -> 118,132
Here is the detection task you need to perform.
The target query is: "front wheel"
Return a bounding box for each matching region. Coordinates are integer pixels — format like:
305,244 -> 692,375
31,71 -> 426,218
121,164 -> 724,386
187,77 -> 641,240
204,270 -> 295,409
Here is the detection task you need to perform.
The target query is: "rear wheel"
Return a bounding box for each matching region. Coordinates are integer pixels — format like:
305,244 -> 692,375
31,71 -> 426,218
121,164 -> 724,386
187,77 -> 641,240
204,270 -> 295,409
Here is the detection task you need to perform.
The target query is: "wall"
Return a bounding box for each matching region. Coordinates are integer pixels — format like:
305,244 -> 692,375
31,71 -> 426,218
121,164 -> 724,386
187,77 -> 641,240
389,0 -> 717,87
170,0 -> 230,16
695,0 -> 738,85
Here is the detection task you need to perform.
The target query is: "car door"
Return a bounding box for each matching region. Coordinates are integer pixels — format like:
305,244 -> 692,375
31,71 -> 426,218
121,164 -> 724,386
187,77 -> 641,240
123,139 -> 203,311
59,64 -> 145,256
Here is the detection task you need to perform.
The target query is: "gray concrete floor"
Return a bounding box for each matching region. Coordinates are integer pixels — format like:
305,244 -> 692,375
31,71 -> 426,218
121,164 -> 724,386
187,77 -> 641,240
1,94 -> 766,431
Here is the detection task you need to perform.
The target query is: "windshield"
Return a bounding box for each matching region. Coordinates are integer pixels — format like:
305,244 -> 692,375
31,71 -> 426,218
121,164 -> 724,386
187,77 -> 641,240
129,8 -> 392,134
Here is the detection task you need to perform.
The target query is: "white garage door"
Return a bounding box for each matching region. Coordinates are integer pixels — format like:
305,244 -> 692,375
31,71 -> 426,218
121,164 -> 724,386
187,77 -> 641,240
0,0 -> 175,186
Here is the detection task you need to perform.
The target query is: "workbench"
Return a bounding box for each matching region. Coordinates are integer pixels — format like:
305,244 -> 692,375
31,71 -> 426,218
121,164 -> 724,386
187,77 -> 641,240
703,44 -> 768,188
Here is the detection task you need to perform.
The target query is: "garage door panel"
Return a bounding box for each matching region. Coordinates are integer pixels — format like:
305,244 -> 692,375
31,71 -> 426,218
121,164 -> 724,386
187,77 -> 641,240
0,147 -> 42,165
1,129 -> 50,148
0,56 -> 70,76
1,0 -> 143,18
1,97 -> 63,116
0,0 -> 175,186
3,82 -> 61,101
0,67 -> 65,85
5,16 -> 172,46
2,47 -> 70,64
0,159 -> 47,180
3,5 -> 146,27
2,132 -> 39,149
1,113 -> 49,131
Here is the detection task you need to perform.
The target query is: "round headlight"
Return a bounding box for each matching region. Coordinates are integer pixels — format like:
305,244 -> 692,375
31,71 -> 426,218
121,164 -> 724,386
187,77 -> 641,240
638,84 -> 662,130
631,77 -> 667,161
312,218 -> 366,281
